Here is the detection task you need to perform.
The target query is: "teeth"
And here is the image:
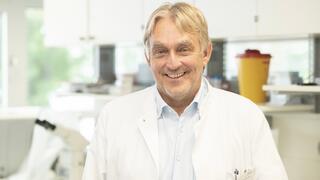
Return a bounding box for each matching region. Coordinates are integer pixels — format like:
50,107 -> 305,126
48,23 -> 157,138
167,72 -> 184,79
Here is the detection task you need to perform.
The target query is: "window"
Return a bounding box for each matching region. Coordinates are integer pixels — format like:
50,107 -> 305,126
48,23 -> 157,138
224,38 -> 313,83
115,42 -> 145,75
0,12 -> 7,107
26,9 -> 95,106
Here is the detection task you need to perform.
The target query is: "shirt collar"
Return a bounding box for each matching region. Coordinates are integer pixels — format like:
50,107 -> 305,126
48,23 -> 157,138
154,76 -> 208,119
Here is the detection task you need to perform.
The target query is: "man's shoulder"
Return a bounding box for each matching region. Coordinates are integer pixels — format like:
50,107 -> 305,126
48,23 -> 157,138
207,86 -> 266,129
102,86 -> 154,112
209,87 -> 251,103
208,86 -> 261,112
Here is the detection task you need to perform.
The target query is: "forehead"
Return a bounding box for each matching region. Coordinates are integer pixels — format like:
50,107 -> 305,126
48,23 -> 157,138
150,16 -> 198,47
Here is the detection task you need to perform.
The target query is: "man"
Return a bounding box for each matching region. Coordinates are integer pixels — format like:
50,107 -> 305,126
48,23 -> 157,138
83,2 -> 288,180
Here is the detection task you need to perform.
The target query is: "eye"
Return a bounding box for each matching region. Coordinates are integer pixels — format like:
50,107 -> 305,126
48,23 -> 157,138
179,47 -> 188,52
177,46 -> 192,55
152,48 -> 168,58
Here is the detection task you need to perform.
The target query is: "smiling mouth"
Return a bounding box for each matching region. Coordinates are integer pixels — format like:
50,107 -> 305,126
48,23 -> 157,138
165,72 -> 186,79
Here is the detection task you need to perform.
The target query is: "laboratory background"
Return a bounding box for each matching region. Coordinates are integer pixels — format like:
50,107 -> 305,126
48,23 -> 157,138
0,0 -> 320,180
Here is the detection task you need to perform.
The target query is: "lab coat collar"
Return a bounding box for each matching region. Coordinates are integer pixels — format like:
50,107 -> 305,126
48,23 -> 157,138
198,78 -> 213,120
137,85 -> 160,178
137,80 -> 215,179
192,78 -> 218,158
154,77 -> 209,119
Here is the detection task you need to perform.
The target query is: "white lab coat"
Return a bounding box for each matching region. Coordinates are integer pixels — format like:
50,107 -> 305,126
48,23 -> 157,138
82,81 -> 288,180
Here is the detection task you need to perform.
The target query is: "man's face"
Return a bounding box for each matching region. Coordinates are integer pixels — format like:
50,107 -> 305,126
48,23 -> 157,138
147,16 -> 211,104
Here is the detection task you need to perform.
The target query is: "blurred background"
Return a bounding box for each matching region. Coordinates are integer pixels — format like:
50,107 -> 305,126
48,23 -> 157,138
0,0 -> 320,180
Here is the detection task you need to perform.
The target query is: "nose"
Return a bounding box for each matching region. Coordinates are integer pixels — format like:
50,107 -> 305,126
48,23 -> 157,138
166,51 -> 182,70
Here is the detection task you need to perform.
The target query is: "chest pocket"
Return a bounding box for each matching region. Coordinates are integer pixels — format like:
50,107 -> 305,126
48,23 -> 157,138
112,133 -> 157,180
226,168 -> 256,180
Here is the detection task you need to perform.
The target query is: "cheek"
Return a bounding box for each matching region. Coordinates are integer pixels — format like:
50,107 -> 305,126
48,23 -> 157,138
150,61 -> 164,72
181,59 -> 204,71
149,63 -> 163,78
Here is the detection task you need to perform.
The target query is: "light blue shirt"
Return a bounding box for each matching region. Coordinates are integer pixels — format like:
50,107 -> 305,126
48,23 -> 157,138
154,78 -> 208,180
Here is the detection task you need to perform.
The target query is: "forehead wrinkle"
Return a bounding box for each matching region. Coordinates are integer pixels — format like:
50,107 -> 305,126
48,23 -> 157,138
151,39 -> 194,50
151,41 -> 166,48
177,40 -> 194,47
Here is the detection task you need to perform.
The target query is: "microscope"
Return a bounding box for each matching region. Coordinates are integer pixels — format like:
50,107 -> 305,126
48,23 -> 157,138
35,119 -> 88,180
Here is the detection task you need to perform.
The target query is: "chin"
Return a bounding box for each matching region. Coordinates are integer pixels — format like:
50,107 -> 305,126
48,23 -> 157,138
166,89 -> 189,100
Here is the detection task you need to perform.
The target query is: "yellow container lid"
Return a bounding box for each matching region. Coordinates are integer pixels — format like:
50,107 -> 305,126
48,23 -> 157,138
237,49 -> 271,59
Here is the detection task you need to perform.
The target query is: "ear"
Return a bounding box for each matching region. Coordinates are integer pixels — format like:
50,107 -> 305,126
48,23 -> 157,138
202,42 -> 213,66
144,50 -> 151,66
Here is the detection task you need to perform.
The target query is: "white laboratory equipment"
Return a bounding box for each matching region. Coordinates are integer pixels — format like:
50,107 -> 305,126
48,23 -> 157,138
35,119 -> 88,180
0,107 -> 39,179
0,107 -> 93,180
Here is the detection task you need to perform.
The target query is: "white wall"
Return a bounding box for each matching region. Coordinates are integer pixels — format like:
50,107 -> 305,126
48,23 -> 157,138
0,0 -> 28,106
271,112 -> 320,180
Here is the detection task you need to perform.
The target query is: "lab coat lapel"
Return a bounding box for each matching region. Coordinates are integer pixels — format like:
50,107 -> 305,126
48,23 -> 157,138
194,79 -> 213,139
137,90 -> 159,177
192,84 -> 227,179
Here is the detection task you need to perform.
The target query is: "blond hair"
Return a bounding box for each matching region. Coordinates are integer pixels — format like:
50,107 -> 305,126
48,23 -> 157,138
143,2 -> 210,56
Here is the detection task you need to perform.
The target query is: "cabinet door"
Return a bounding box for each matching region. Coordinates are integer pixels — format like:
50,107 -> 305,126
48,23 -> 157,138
90,0 -> 144,44
43,0 -> 87,46
272,113 -> 320,180
143,0 -> 195,25
196,0 -> 256,38
257,0 -> 320,36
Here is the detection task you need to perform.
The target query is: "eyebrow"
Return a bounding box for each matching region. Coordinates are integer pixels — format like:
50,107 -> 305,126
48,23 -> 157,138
151,42 -> 167,50
151,40 -> 195,49
176,40 -> 194,48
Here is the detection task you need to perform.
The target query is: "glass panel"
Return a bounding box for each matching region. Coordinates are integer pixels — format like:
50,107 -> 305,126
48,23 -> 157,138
26,9 -> 95,106
115,43 -> 145,75
224,38 -> 313,83
0,12 -> 5,107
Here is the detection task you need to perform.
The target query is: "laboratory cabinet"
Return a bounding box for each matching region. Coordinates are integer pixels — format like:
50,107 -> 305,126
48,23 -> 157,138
44,0 -> 87,46
142,0 -> 195,24
270,113 -> 320,180
89,0 -> 144,44
257,0 -> 320,36
197,0 -> 320,38
196,0 -> 257,38
44,0 -> 320,46
44,0 -> 196,46
44,0 -> 144,46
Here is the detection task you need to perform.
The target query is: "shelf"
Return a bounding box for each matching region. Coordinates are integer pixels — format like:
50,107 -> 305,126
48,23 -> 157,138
0,106 -> 41,120
263,84 -> 320,113
262,85 -> 320,94
259,104 -> 314,113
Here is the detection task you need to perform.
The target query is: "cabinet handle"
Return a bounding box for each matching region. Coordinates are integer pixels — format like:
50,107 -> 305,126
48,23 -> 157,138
79,36 -> 95,41
254,15 -> 259,23
88,35 -> 95,40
